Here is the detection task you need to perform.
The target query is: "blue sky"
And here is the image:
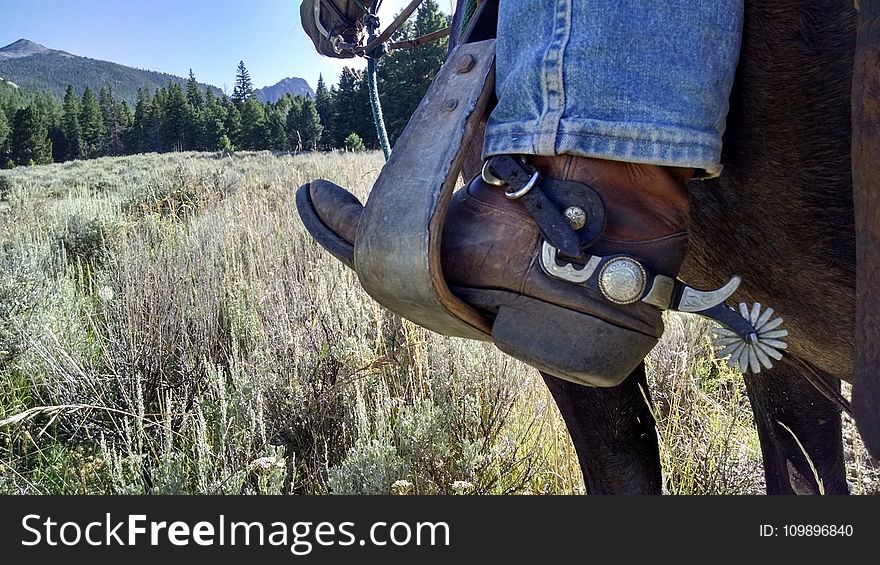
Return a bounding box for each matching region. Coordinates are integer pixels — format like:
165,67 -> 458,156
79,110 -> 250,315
0,0 -> 453,92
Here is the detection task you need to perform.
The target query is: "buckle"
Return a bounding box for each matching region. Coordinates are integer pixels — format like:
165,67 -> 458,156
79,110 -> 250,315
504,171 -> 540,199
481,155 -> 541,198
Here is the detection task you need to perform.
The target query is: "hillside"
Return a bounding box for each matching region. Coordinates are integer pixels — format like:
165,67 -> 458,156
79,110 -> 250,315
254,77 -> 314,103
0,39 -> 223,103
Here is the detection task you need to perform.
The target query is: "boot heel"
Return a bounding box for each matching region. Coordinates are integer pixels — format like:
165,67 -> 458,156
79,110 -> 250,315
491,295 -> 657,387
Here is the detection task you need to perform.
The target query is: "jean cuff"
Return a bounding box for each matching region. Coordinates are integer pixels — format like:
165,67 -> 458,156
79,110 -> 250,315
483,117 -> 724,177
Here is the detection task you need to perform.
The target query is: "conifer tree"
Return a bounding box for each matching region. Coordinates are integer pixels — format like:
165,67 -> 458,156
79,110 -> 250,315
161,82 -> 189,151
145,87 -> 166,153
10,106 -> 53,166
378,0 -> 448,146
201,111 -> 226,151
79,87 -> 104,158
344,132 -> 365,152
238,97 -> 266,149
232,61 -> 254,105
61,85 -> 83,161
128,88 -> 152,154
285,95 -> 304,150
29,92 -> 64,162
287,96 -> 323,151
200,91 -> 228,151
218,134 -> 234,152
0,109 -> 9,157
118,100 -> 134,148
186,69 -> 204,108
333,68 -> 370,148
223,98 -> 242,147
99,86 -> 126,156
264,103 -> 288,150
314,75 -> 334,150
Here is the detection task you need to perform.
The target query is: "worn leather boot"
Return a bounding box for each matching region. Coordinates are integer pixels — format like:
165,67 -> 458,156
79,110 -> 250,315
439,155 -> 692,385
306,154 -> 692,386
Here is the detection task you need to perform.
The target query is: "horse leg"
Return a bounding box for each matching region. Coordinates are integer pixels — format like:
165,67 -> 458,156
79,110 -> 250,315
743,363 -> 848,495
541,363 -> 662,494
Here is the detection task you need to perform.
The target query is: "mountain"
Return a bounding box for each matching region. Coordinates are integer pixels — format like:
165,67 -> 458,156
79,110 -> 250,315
0,39 -> 71,60
254,77 -> 314,103
0,39 -> 223,104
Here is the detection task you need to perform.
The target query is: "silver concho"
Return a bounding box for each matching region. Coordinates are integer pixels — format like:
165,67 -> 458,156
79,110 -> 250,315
598,257 -> 647,305
563,206 -> 587,231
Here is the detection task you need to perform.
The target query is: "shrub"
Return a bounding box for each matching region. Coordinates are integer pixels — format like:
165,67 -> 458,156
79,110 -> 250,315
121,165 -> 233,219
344,133 -> 365,152
0,251 -> 44,370
0,175 -> 12,200
218,135 -> 234,153
54,214 -> 113,267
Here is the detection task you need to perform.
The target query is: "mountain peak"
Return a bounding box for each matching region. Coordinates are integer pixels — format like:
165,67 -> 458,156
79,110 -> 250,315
254,77 -> 314,103
4,39 -> 44,49
0,39 -> 71,60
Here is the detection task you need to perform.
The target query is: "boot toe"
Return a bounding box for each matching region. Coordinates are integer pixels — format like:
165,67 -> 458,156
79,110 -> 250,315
309,179 -> 364,245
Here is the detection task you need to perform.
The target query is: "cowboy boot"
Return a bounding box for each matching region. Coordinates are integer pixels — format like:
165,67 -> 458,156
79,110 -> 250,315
439,154 -> 693,386
304,154 -> 693,386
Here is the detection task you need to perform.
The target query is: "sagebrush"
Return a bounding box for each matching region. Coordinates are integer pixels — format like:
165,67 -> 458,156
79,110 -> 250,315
0,152 -> 875,495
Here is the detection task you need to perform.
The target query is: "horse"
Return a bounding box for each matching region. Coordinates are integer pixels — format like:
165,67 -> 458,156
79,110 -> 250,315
451,0 -> 870,494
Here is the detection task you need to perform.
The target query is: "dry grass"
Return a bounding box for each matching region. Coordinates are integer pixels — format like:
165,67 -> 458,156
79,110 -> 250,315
0,150 -> 875,494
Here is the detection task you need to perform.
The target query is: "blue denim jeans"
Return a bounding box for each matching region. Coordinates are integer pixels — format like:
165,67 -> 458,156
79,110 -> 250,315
483,0 -> 743,177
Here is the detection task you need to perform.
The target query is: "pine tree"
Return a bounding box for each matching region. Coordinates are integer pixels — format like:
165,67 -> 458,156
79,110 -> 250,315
99,86 -> 125,156
145,87 -> 166,153
200,92 -> 228,151
61,85 -> 83,161
128,88 -> 152,154
232,61 -> 254,105
333,68 -> 372,148
0,109 -> 10,165
314,75 -> 334,150
285,96 -> 304,150
118,101 -> 134,153
79,87 -> 104,158
10,106 -> 53,166
378,0 -> 448,146
287,96 -> 323,152
186,69 -> 204,108
201,111 -> 226,151
30,92 -> 64,163
354,76 -> 378,148
0,109 -> 9,153
344,132 -> 365,152
222,98 -> 239,144
264,103 -> 288,150
218,134 -> 234,152
161,82 -> 189,151
238,97 -> 267,149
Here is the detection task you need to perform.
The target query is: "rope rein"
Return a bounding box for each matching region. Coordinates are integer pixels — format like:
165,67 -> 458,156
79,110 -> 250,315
365,1 -> 392,159
313,0 -> 453,159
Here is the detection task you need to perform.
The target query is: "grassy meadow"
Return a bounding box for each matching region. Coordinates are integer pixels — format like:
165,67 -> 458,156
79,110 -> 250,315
0,151 -> 876,495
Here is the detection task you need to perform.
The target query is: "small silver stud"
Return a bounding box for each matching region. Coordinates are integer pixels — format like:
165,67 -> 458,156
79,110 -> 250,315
564,206 -> 587,230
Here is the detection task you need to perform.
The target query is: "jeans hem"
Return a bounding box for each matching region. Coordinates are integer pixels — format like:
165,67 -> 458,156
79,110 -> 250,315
483,118 -> 723,177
